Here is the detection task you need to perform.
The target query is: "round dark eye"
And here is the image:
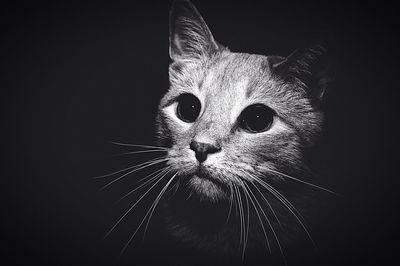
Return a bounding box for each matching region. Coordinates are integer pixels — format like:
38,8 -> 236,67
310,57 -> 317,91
176,93 -> 201,123
239,104 -> 275,133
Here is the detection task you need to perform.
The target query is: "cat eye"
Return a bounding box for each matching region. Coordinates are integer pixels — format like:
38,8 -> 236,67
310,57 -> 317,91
176,93 -> 201,123
239,104 -> 275,133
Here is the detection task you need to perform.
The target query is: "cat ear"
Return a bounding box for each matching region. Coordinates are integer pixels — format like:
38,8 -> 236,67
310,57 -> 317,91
169,0 -> 219,61
272,46 -> 334,102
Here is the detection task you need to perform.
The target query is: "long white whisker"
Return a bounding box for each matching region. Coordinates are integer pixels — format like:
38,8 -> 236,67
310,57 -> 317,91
119,172 -> 178,256
256,177 -> 307,224
166,180 -> 180,200
237,169 -> 283,230
143,170 -> 176,237
225,183 -> 234,224
92,156 -> 166,179
236,187 -> 244,251
243,181 -> 286,263
249,180 -> 283,230
242,184 -> 250,260
254,177 -> 316,249
241,182 -> 271,253
110,141 -> 168,150
265,168 -> 338,195
104,169 -> 169,239
99,158 -> 168,191
116,167 -> 170,203
235,185 -> 246,257
233,184 -> 239,219
113,150 -> 167,157
233,185 -> 243,249
266,182 -> 306,223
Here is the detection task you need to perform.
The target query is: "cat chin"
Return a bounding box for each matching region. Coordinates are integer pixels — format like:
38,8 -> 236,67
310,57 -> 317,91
187,174 -> 228,202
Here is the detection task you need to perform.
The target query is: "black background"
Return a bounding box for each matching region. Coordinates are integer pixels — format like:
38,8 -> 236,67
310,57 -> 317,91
2,1 -> 398,265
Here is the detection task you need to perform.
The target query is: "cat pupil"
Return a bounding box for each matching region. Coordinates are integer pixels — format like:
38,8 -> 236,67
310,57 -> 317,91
176,93 -> 201,123
239,104 -> 275,133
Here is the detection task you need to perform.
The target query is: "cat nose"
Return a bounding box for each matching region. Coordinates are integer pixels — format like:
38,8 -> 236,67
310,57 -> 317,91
190,141 -> 221,163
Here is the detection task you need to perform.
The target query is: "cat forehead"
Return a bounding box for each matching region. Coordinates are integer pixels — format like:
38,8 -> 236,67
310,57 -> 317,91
163,51 -> 286,110
199,52 -> 273,97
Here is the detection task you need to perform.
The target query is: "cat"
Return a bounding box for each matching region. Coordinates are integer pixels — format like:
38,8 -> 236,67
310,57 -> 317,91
108,0 -> 334,264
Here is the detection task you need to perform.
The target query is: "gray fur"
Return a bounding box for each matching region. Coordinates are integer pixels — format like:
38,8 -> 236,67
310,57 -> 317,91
156,0 -> 332,259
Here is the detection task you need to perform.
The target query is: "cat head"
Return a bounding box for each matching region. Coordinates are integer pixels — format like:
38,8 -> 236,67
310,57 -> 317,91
156,0 -> 333,202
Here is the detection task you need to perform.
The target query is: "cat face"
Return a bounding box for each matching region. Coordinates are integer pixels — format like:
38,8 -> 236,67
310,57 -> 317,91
157,0 -> 329,203
159,52 -> 318,201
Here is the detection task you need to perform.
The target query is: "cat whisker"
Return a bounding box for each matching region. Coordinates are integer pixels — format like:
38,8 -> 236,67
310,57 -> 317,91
186,191 -> 194,200
243,181 -> 286,264
225,183 -> 234,224
254,177 -> 316,249
242,181 -> 271,253
267,184 -> 316,248
110,141 -> 168,150
234,184 -> 247,259
120,172 -> 178,256
257,177 -> 308,223
143,170 -> 177,237
265,168 -> 338,196
92,156 -> 166,179
233,184 -> 239,219
233,185 -> 243,250
116,167 -> 170,203
262,180 -> 306,222
239,169 -> 283,230
166,180 -> 180,200
104,169 -> 171,239
113,150 -> 167,157
99,158 -> 168,191
249,180 -> 283,230
236,187 -> 245,251
243,184 -> 250,260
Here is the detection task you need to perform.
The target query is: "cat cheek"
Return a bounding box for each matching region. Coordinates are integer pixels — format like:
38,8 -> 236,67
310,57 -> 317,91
167,148 -> 197,171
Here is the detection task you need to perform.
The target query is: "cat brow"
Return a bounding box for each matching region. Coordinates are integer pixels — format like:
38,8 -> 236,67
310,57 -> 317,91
245,60 -> 270,98
245,79 -> 262,98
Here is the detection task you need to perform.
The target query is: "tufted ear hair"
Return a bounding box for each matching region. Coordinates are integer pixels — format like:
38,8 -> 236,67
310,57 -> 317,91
169,0 -> 220,62
272,46 -> 334,103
